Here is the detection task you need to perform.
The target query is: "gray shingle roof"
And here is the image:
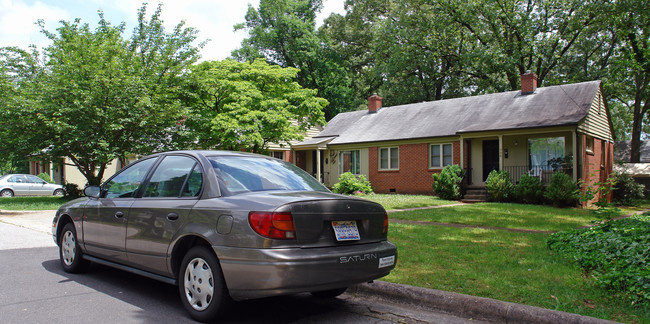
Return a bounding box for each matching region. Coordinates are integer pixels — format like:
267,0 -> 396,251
312,81 -> 601,146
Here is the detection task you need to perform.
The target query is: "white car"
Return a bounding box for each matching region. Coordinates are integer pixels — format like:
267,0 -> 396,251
0,174 -> 65,197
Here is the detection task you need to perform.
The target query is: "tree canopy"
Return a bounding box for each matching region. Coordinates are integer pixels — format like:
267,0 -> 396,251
2,4 -> 203,185
185,59 -> 327,152
234,0 -> 650,161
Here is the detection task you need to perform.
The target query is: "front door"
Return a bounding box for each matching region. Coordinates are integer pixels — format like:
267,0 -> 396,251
483,140 -> 499,181
83,157 -> 158,262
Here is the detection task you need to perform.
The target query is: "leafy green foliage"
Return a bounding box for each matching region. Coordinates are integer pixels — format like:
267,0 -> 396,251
63,182 -> 82,199
548,214 -> 650,307
486,170 -> 514,202
612,171 -> 645,205
37,173 -> 53,184
514,174 -> 543,204
545,173 -> 580,207
432,165 -> 465,200
4,4 -> 202,185
233,0 -> 353,119
332,172 -> 373,195
186,59 -> 327,152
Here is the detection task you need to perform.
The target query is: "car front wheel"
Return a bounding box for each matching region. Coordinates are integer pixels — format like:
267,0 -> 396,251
178,246 -> 229,322
59,223 -> 89,273
0,189 -> 14,197
53,189 -> 64,196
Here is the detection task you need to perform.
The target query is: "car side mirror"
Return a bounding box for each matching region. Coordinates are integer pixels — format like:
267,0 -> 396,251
84,186 -> 101,198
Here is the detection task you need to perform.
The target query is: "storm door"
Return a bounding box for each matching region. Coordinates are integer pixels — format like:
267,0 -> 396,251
482,140 -> 499,181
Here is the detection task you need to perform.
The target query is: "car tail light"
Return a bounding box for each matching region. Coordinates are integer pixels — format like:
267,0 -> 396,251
248,212 -> 296,240
382,212 -> 389,234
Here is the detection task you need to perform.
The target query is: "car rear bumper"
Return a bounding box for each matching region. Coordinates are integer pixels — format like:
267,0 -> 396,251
214,240 -> 397,300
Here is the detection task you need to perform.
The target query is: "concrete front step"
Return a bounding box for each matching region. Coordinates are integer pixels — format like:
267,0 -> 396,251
463,194 -> 486,200
461,199 -> 485,204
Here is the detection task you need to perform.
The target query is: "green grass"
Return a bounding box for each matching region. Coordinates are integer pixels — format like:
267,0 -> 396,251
0,196 -> 70,210
353,194 -> 457,210
389,202 -> 608,232
385,222 -> 649,323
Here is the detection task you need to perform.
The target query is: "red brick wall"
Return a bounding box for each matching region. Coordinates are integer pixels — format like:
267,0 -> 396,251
368,141 -> 461,194
581,135 -> 614,205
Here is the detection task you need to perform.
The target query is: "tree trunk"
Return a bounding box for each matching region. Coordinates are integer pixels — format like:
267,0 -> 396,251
630,101 -> 643,162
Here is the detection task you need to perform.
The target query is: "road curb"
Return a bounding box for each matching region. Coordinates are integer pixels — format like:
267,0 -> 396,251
0,209 -> 57,216
349,281 -> 619,324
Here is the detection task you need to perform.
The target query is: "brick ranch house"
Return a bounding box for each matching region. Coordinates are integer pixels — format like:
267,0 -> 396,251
293,73 -> 614,202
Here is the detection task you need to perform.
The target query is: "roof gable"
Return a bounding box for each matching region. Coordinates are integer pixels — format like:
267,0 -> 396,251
316,80 -> 601,145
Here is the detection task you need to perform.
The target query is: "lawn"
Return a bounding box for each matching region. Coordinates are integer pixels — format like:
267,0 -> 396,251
389,202 -> 606,232
0,196 -> 70,211
353,194 -> 456,210
384,203 -> 649,323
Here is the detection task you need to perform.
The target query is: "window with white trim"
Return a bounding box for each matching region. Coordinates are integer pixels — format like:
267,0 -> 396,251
379,147 -> 399,170
430,144 -> 453,168
339,150 -> 360,174
270,151 -> 284,160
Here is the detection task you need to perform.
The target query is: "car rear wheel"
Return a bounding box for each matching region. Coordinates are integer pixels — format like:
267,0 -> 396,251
0,189 -> 14,197
59,223 -> 89,273
53,189 -> 64,196
179,246 -> 229,322
310,287 -> 348,298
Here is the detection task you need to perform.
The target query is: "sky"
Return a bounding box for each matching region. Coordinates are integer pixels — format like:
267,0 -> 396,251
0,0 -> 346,61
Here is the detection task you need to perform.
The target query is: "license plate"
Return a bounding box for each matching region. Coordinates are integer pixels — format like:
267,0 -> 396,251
332,220 -> 360,241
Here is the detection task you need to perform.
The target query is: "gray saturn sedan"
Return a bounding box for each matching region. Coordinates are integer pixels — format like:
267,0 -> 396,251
53,150 -> 397,322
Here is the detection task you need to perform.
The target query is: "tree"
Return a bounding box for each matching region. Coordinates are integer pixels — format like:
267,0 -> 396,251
233,0 -> 352,119
607,0 -> 650,162
29,4 -> 202,185
185,59 -> 327,152
440,0 -> 608,91
0,46 -> 42,174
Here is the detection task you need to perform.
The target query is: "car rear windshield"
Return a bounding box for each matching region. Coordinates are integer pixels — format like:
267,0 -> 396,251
208,156 -> 329,195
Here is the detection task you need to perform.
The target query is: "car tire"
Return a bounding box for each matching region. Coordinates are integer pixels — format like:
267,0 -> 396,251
59,223 -> 89,273
0,189 -> 14,197
310,287 -> 348,298
178,246 -> 230,322
53,189 -> 65,196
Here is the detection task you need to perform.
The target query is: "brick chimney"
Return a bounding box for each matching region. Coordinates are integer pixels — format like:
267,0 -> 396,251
521,71 -> 538,94
368,93 -> 383,113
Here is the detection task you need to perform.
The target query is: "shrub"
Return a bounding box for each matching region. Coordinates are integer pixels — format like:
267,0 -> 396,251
432,165 -> 465,200
63,182 -> 82,199
514,174 -> 543,204
547,213 -> 650,307
612,171 -> 645,204
485,170 -> 514,202
544,172 -> 579,207
332,172 -> 373,195
37,172 -> 53,183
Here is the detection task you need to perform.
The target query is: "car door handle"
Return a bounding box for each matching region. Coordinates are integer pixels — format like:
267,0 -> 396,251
114,211 -> 124,218
167,212 -> 179,221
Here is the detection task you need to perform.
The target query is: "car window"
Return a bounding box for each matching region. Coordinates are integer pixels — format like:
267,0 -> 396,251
104,158 -> 157,198
209,156 -> 328,195
8,175 -> 26,183
27,175 -> 46,184
144,155 -> 202,198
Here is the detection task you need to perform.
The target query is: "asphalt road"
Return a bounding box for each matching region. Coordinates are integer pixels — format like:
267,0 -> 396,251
0,211 -> 481,324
